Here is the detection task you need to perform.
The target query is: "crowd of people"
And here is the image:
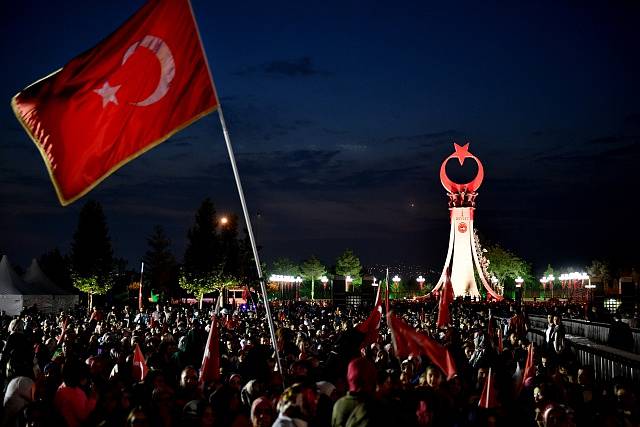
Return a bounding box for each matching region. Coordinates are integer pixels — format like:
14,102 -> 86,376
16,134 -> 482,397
0,297 -> 637,427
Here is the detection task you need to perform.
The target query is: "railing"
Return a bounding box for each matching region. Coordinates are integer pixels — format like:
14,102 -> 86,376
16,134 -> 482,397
526,328 -> 640,382
527,314 -> 640,354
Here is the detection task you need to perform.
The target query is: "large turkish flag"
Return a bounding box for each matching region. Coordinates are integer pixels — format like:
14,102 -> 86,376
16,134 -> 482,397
12,0 -> 217,205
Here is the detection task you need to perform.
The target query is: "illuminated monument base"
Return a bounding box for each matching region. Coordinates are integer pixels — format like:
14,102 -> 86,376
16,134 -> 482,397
430,143 -> 501,300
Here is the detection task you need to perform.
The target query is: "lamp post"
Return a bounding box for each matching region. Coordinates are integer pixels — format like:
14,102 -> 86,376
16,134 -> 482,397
320,276 -> 328,299
548,274 -> 555,299
584,273 -> 595,302
515,276 -> 524,302
540,277 -> 548,300
392,275 -> 401,298
417,275 -> 425,294
345,275 -> 353,293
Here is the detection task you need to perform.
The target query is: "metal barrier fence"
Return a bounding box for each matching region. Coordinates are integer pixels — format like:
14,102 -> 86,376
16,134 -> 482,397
526,328 -> 640,382
527,314 -> 640,354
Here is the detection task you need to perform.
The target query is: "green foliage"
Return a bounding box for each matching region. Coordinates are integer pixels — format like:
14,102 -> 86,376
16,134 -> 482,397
485,243 -> 532,297
300,255 -> 326,300
587,260 -> 611,286
269,258 -> 300,277
72,273 -> 112,295
300,256 -> 326,282
335,249 -> 362,285
179,270 -> 234,300
144,225 -> 178,300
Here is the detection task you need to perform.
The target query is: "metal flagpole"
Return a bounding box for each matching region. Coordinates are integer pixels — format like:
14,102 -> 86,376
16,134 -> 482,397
139,262 -> 144,312
187,0 -> 285,380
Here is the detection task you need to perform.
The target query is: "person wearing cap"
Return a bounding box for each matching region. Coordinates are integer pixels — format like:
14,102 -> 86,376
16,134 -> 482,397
331,357 -> 386,427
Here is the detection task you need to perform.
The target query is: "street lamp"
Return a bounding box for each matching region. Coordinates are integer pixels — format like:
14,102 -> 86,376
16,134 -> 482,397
320,276 -> 329,298
548,274 -> 555,299
345,275 -> 353,292
392,275 -> 401,297
372,277 -> 378,287
416,275 -> 425,292
515,276 -> 523,287
540,276 -> 548,300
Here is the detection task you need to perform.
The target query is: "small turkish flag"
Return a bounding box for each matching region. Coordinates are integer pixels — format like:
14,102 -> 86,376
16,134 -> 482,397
199,316 -> 220,384
132,343 -> 148,381
479,367 -> 498,409
12,0 -> 217,205
437,273 -> 454,328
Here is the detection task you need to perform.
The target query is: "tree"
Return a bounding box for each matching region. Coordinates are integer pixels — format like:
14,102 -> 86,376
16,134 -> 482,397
218,214 -> 241,279
300,256 -> 326,300
269,258 -> 300,277
39,248 -> 73,291
179,270 -> 233,309
335,249 -> 362,287
70,200 -> 115,307
183,198 -> 221,277
587,260 -> 611,288
485,244 -> 531,299
143,225 -> 178,301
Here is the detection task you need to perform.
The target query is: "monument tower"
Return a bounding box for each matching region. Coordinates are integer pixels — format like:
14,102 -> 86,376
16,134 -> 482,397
430,143 -> 502,299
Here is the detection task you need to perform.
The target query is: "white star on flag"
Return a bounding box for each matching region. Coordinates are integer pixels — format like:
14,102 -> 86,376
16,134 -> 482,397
93,81 -> 121,108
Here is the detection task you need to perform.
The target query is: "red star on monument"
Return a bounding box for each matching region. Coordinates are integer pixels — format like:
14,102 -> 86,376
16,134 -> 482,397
452,143 -> 472,165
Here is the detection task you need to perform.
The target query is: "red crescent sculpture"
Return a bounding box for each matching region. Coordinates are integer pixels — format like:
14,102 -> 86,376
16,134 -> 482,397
439,143 -> 484,194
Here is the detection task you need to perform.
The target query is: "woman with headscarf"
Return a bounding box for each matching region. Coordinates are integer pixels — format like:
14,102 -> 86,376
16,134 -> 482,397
272,383 -> 318,427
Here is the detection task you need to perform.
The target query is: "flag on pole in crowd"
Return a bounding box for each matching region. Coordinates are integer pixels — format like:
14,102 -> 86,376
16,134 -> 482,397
200,316 -> 221,384
11,0 -> 217,205
385,268 -> 390,314
515,343 -> 536,394
355,285 -> 383,348
133,343 -> 148,381
437,272 -> 454,328
386,312 -> 457,380
478,367 -> 498,409
138,262 -> 144,312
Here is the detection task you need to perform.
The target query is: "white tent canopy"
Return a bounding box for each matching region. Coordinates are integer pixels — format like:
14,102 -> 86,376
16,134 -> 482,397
0,255 -> 78,315
23,258 -> 78,313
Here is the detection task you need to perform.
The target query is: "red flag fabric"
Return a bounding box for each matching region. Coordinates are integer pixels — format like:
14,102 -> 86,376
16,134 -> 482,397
478,367 -> 498,409
199,316 -> 220,384
12,0 -> 217,205
514,344 -> 535,394
355,288 -> 383,348
132,343 -> 148,381
387,312 -> 457,380
437,274 -> 454,328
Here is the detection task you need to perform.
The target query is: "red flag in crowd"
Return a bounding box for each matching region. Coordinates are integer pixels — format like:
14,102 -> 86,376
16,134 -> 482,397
12,0 -> 217,205
515,343 -> 536,393
387,312 -> 457,380
133,343 -> 148,381
355,286 -> 383,348
478,367 -> 498,409
200,316 -> 221,384
436,273 -> 454,328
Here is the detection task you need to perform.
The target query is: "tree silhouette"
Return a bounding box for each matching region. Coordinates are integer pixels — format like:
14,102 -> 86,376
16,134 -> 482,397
300,256 -> 326,300
39,248 -> 73,291
143,225 -> 178,300
335,249 -> 363,286
69,200 -> 115,306
183,198 -> 220,276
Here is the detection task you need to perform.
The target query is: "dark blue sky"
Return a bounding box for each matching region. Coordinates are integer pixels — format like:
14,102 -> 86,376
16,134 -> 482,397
1,0 -> 639,275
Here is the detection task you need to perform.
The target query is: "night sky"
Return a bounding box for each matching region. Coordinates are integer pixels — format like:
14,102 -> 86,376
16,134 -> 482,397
1,1 -> 639,275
